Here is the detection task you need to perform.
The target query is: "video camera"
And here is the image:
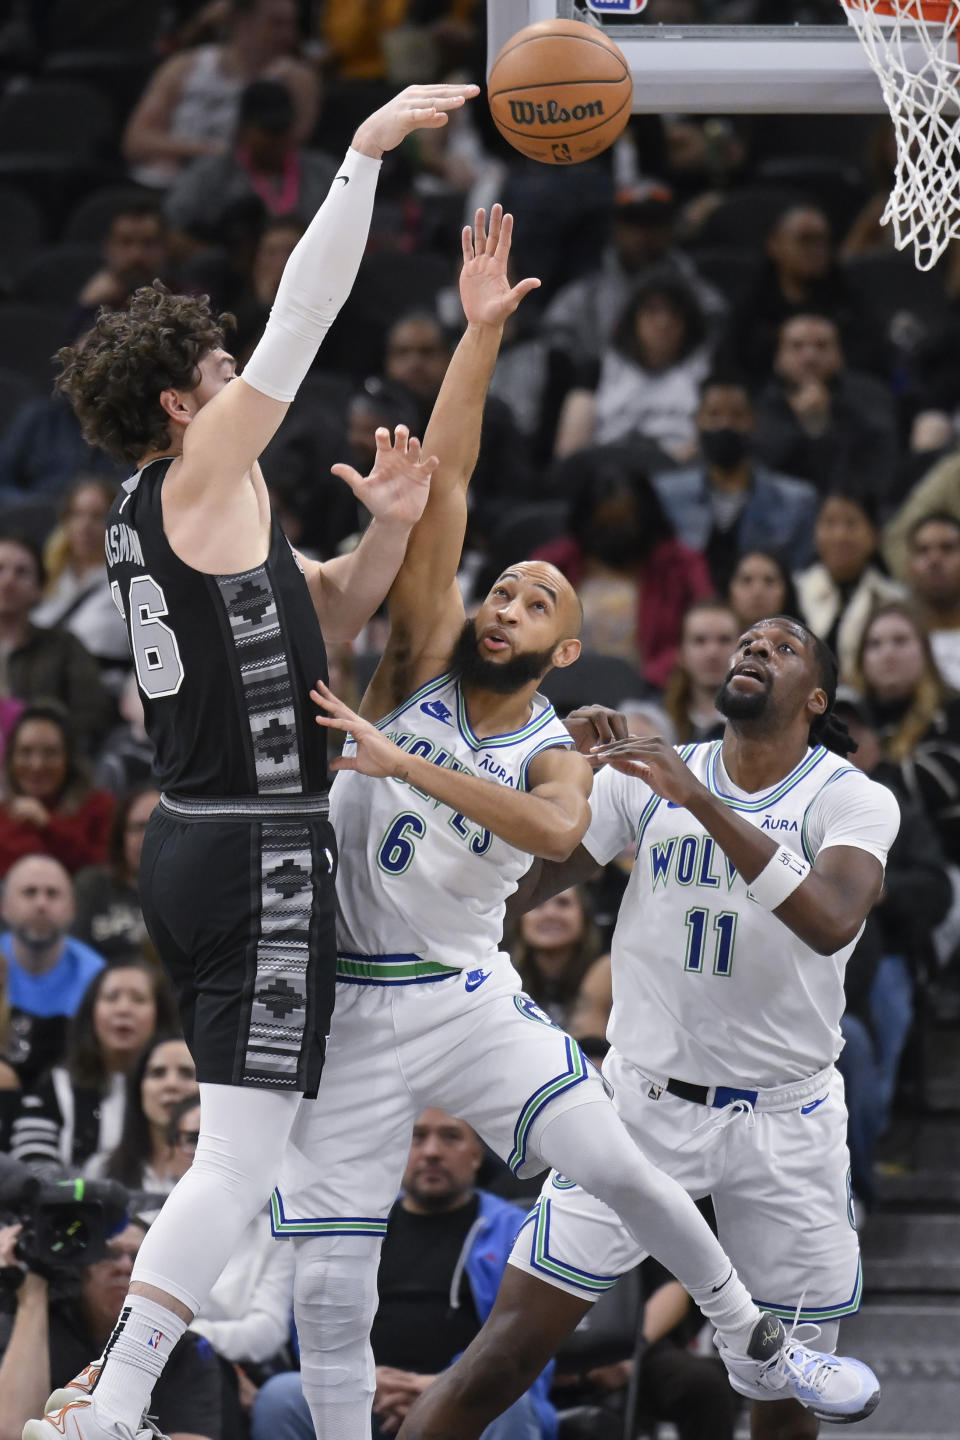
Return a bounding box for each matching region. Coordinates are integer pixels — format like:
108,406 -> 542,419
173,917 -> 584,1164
0,1153 -> 129,1277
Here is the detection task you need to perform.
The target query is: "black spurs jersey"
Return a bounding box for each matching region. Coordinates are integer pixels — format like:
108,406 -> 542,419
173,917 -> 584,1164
106,458 -> 328,798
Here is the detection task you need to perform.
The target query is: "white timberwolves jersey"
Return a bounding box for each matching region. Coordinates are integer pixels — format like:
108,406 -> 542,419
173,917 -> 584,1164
333,671 -> 574,974
584,741 -> 900,1088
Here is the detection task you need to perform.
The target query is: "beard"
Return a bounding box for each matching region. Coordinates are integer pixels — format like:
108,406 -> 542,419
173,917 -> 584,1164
449,618 -> 555,696
715,670 -> 773,723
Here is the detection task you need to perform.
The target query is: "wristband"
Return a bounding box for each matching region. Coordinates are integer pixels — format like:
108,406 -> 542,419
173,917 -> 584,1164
746,845 -> 811,910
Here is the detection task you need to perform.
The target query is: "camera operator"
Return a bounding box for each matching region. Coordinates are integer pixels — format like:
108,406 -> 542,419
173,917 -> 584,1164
0,1217 -> 221,1440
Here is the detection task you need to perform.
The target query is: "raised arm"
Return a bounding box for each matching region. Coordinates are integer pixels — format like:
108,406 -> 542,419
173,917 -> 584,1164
312,684 -> 592,862
363,207 -> 539,715
167,85 -> 477,508
295,425 -> 438,644
593,736 -> 894,955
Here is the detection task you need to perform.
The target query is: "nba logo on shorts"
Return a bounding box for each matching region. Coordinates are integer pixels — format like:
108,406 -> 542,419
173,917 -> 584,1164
148,1330 -> 164,1349
585,0 -> 648,13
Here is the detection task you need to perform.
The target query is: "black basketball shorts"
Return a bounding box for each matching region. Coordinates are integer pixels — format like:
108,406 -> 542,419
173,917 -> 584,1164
139,793 -> 337,1099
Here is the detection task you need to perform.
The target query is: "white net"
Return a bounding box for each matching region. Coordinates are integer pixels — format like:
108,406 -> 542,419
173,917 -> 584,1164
840,1 -> 960,269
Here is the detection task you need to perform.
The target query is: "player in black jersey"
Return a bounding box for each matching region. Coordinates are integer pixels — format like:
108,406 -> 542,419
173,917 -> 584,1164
24,83 -> 478,1440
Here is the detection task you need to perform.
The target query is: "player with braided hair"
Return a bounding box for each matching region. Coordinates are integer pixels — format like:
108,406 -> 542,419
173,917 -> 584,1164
399,615 -> 899,1440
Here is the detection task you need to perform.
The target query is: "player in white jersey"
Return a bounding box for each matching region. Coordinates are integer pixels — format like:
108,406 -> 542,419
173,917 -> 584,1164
397,615 -> 899,1440
273,210 -> 881,1440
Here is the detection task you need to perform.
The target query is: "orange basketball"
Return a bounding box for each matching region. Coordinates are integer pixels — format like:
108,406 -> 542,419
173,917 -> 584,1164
488,18 -> 633,166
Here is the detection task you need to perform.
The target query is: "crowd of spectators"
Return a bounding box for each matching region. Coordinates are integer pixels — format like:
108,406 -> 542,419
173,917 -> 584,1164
0,2 -> 957,1437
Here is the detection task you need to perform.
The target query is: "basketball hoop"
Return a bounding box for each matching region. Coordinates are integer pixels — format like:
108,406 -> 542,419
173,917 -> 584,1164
840,1 -> 960,269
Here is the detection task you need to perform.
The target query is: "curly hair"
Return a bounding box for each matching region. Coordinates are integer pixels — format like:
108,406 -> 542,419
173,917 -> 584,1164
55,284 -> 234,465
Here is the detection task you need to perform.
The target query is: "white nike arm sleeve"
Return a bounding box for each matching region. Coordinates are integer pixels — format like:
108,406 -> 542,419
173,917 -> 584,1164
240,147 -> 382,403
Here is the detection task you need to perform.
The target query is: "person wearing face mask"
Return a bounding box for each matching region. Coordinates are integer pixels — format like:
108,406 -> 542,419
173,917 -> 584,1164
653,377 -> 818,595
532,447 -> 712,686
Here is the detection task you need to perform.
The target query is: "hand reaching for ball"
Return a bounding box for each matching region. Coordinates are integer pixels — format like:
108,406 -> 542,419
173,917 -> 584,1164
352,84 -> 480,159
459,205 -> 541,329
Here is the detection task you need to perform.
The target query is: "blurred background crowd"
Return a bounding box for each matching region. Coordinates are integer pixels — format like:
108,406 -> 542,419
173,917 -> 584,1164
0,2 -> 956,1437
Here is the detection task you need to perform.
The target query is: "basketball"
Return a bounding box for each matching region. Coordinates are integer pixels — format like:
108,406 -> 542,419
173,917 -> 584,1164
487,18 -> 633,166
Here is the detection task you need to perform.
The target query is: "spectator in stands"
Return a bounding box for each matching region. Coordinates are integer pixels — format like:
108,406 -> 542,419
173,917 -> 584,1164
0,536 -> 114,754
164,80 -> 338,242
532,447 -> 712,687
0,704 -> 114,877
124,0 -> 319,187
905,512 -> 960,691
231,217 -> 305,362
0,961 -> 20,1148
0,855 -> 105,1087
0,1217 -> 222,1440
724,203 -> 886,381
752,313 -> 898,498
0,393 -> 123,508
9,957 -> 177,1176
508,886 -> 607,1031
554,273 -> 712,462
795,489 -> 904,680
96,1034 -> 198,1203
71,197 -> 172,337
542,180 -> 726,365
251,1108 -> 556,1440
73,786 -> 160,964
93,676 -> 155,797
32,479 -> 129,696
851,605 -> 960,873
662,599 -> 739,744
883,448 -> 960,579
383,313 -> 532,538
653,374 -> 818,592
726,547 -> 801,632
831,687 -> 952,1209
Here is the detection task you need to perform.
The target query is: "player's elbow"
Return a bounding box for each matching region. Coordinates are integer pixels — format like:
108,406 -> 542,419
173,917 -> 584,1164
799,910 -> 863,956
534,818 -> 586,863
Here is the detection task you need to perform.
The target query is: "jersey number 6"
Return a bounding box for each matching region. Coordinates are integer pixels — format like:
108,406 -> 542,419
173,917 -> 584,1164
112,576 -> 186,699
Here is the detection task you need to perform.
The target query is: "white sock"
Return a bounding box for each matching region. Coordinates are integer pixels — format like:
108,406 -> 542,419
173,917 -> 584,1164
91,1296 -> 187,1428
686,1266 -> 762,1351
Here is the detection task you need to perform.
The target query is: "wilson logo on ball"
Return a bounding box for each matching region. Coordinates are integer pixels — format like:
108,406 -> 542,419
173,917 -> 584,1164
507,98 -> 607,126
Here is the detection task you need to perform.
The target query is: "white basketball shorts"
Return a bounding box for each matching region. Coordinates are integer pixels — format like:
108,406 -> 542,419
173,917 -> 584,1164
271,955 -> 607,1240
509,1048 -> 861,1324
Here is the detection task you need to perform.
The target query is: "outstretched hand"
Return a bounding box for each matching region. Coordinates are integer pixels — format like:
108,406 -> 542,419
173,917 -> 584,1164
332,424 -> 438,529
589,735 -> 700,807
311,681 -> 408,778
564,704 -> 630,767
459,205 -> 540,328
353,83 -> 479,159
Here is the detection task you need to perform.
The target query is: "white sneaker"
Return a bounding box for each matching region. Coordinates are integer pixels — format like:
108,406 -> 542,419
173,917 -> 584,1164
718,1311 -> 881,1423
44,1363 -> 101,1413
23,1400 -> 166,1440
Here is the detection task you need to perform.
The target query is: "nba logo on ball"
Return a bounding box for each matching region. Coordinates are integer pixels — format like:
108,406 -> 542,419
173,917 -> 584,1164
488,18 -> 634,165
585,1 -> 648,11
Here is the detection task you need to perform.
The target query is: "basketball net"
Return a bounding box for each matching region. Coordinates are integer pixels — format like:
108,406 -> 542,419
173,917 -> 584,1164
840,1 -> 960,269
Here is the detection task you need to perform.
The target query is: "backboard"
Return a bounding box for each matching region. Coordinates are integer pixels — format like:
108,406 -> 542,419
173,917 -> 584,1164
486,1 -> 936,112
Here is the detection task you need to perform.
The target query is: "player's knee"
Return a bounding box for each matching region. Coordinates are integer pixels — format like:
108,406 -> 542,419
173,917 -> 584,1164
293,1235 -> 380,1394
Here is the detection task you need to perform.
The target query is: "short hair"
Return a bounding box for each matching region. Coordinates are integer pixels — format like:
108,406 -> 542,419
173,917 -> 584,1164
909,509 -> 960,544
698,371 -> 752,404
56,284 -> 234,465
107,194 -> 166,232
